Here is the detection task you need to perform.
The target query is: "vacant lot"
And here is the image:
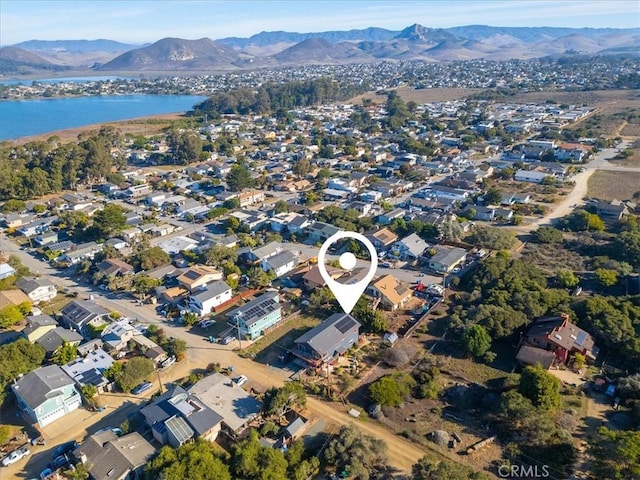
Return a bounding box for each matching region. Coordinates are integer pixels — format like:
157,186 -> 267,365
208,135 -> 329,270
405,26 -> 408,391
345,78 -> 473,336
587,170 -> 640,201
348,87 -> 482,105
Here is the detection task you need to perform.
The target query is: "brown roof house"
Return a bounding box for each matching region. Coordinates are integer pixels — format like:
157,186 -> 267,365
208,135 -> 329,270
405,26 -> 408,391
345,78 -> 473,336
365,227 -> 398,250
367,274 -> 412,311
516,313 -> 599,369
177,265 -> 224,292
97,258 -> 135,277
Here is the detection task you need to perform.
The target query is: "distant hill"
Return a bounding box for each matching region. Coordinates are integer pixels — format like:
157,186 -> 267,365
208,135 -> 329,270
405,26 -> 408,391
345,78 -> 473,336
0,46 -> 70,74
218,27 -> 398,49
7,24 -> 640,74
274,38 -> 374,64
12,39 -> 140,53
98,37 -> 246,71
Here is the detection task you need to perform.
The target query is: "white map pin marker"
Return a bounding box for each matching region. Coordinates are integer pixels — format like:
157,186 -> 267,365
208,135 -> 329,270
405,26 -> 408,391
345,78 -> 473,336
318,231 -> 378,314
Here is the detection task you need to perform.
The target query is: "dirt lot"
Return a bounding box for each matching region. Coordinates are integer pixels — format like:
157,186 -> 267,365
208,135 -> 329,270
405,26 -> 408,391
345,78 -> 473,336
348,87 -> 482,105
587,170 -> 640,201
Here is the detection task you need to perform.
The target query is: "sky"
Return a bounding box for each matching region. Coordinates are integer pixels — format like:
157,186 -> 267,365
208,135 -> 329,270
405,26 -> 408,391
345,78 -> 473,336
1,0 -> 639,46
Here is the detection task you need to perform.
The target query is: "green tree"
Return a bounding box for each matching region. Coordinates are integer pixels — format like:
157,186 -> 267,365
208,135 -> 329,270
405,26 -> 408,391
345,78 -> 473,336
52,340 -> 78,365
613,230 -> 640,267
0,305 -> 26,328
167,128 -> 203,165
204,245 -> 238,267
369,373 -> 416,407
412,456 -> 490,480
594,268 -> 619,288
135,246 -> 171,271
461,324 -> 492,358
291,158 -> 312,177
556,269 -> 579,288
65,462 -> 90,480
231,430 -> 288,480
247,267 -> 275,288
131,275 -> 161,298
483,187 -> 503,205
115,357 -> 154,393
145,438 -> 231,480
0,339 -> 46,404
465,226 -> 517,250
226,164 -> 254,191
323,424 -> 387,480
273,200 -> 290,214
2,199 -> 26,212
263,381 -> 306,418
562,210 -> 605,232
352,298 -> 387,333
91,204 -> 127,239
81,384 -> 97,399
182,312 -> 200,327
592,427 -> 640,480
518,364 -> 561,410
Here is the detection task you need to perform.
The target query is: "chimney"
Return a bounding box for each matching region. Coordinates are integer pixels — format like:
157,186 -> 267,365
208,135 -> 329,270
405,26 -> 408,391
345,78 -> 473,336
79,453 -> 87,464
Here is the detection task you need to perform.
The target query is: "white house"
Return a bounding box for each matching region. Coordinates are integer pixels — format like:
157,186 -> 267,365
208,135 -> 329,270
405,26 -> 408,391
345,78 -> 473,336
514,170 -> 550,184
187,280 -> 233,317
393,233 -> 428,260
16,277 -> 57,304
261,250 -> 298,278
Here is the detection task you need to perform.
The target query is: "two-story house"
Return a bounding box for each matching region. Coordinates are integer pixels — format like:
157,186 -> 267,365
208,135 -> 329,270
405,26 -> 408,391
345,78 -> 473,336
22,314 -> 58,343
367,275 -> 412,311
293,313 -> 361,367
177,265 -> 224,292
12,365 -> 81,427
16,277 -> 57,304
187,280 -> 233,317
261,250 -> 298,278
227,291 -> 282,340
60,300 -> 111,337
365,227 -> 398,251
393,233 -> 429,260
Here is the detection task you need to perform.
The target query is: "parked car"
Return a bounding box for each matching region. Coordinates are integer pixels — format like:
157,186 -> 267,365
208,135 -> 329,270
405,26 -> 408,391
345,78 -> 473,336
161,356 -> 176,368
235,375 -> 248,387
95,427 -> 122,436
199,319 -> 216,329
221,335 -> 235,345
2,446 -> 31,466
48,454 -> 70,470
131,381 -> 153,395
40,467 -> 54,479
51,441 -> 77,460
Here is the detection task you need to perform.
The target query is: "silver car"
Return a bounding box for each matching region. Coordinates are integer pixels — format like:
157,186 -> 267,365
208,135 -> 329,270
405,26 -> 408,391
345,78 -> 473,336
2,446 -> 30,466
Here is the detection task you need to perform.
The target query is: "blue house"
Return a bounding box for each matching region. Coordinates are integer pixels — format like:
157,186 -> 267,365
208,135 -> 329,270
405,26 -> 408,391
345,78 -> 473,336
293,313 -> 361,367
227,291 -> 282,340
12,365 -> 81,427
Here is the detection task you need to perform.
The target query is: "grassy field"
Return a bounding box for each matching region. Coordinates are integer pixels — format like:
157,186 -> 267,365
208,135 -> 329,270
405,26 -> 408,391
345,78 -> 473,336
587,170 -> 640,201
39,294 -> 73,316
348,87 -> 483,105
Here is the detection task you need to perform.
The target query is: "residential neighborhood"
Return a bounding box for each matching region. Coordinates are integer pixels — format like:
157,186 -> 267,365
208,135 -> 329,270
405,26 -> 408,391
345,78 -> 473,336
0,29 -> 639,480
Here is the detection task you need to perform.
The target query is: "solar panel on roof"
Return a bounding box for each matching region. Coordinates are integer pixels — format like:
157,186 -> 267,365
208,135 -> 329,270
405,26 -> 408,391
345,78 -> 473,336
184,270 -> 200,280
335,317 -> 356,334
575,331 -> 586,346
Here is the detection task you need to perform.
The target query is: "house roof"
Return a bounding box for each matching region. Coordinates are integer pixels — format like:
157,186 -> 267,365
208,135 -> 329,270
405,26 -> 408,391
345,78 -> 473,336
366,227 -> 398,246
266,250 -> 297,270
371,275 -> 412,306
527,314 -> 597,356
12,365 -> 75,410
295,312 -> 361,358
16,277 -> 55,295
397,233 -> 428,257
76,431 -> 156,480
61,300 -> 110,327
429,246 -> 467,268
98,258 -> 135,276
0,263 -> 16,277
165,415 -> 195,444
516,345 -> 555,370
250,241 -> 283,261
191,280 -> 232,302
22,314 -> 57,336
177,265 -> 222,288
35,327 -> 83,353
227,291 -> 280,327
188,373 -> 262,432
141,386 -> 223,437
302,266 -> 343,286
0,289 -> 31,308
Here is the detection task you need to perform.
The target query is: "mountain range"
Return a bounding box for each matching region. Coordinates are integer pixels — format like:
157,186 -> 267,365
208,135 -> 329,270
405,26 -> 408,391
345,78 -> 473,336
1,24 -> 638,75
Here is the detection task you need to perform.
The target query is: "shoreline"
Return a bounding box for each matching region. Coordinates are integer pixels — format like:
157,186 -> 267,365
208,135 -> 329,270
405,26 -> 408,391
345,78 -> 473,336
3,112 -> 189,145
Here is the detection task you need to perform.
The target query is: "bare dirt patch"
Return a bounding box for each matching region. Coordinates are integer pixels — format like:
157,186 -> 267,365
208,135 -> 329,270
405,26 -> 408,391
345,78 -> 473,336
348,87 -> 482,105
587,170 -> 640,201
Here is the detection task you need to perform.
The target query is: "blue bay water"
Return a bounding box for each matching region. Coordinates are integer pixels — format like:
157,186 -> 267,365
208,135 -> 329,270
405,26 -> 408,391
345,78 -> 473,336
0,94 -> 207,141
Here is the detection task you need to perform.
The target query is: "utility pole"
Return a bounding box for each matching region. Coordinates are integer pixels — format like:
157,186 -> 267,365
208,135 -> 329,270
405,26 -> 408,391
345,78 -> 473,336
156,368 -> 163,395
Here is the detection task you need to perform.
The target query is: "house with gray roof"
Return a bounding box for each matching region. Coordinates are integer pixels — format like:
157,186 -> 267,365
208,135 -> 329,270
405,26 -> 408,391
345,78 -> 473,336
22,314 -> 58,343
427,246 -> 467,274
16,276 -> 57,304
60,299 -> 111,337
73,430 -> 156,480
61,348 -> 114,393
293,313 -> 361,367
35,327 -> 83,354
227,291 -> 282,340
188,373 -> 262,435
12,365 -> 81,427
141,386 -> 223,447
186,280 -> 233,317
394,233 -> 429,260
261,250 -> 298,278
